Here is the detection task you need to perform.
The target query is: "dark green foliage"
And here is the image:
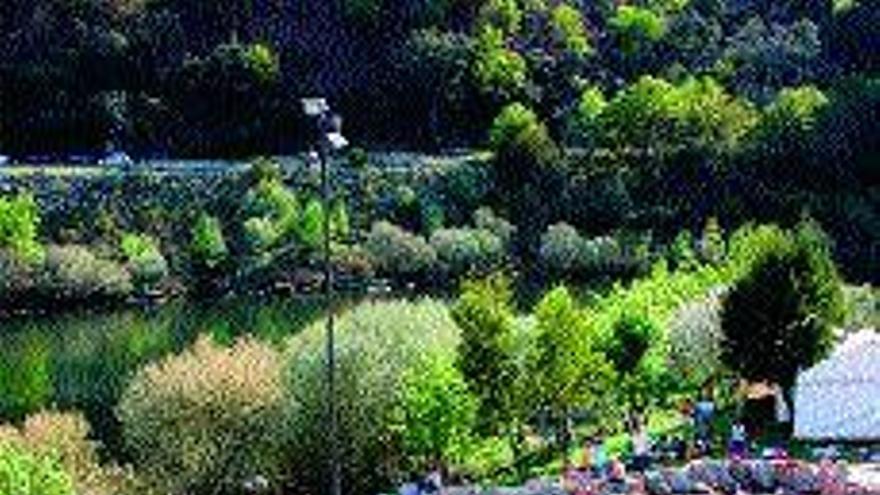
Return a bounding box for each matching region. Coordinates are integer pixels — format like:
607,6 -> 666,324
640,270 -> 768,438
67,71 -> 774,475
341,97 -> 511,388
721,221 -> 845,395
489,103 -> 563,274
606,312 -> 657,377
166,42 -> 281,157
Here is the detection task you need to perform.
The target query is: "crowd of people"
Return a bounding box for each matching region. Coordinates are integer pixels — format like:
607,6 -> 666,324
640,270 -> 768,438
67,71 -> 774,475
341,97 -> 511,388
394,395 -> 875,495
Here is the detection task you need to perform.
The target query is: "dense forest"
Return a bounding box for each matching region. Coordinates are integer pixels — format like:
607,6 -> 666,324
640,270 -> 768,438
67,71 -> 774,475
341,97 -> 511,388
1,0 -> 878,283
0,0 -> 876,154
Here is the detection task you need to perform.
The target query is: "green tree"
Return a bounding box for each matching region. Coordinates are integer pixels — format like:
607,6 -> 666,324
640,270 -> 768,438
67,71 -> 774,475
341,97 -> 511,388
452,273 -> 520,434
720,221 -> 845,422
530,286 -> 615,465
550,4 -> 592,56
191,213 -> 228,270
755,85 -> 829,156
473,25 -> 528,99
0,193 -> 43,263
489,103 -> 562,280
604,312 -> 663,414
608,5 -> 667,55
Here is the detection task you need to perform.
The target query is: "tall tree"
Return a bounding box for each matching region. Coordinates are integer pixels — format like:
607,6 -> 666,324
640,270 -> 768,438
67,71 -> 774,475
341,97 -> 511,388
720,220 -> 845,424
530,286 -> 615,465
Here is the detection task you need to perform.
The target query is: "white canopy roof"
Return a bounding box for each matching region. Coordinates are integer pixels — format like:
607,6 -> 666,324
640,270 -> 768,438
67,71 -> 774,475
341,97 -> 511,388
794,330 -> 880,440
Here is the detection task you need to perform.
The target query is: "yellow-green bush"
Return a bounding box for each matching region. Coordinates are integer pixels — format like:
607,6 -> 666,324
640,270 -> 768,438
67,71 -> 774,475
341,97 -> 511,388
118,336 -> 285,495
0,411 -> 144,495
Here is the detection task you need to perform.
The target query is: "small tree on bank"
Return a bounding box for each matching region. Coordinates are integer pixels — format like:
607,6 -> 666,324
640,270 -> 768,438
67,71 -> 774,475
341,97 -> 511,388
530,286 -> 616,466
720,220 -> 844,427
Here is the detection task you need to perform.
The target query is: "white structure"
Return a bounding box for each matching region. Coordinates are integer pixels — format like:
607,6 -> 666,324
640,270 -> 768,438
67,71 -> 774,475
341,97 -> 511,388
794,330 -> 880,440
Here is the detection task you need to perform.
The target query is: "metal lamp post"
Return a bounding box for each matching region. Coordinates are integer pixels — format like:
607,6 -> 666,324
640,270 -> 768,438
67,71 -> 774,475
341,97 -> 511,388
301,97 -> 347,495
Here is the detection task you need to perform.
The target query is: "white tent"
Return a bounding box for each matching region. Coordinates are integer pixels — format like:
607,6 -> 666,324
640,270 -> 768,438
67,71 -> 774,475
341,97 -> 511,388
794,330 -> 880,440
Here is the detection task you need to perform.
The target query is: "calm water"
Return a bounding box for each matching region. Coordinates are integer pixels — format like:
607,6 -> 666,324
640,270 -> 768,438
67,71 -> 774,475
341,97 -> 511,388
0,295 -> 332,453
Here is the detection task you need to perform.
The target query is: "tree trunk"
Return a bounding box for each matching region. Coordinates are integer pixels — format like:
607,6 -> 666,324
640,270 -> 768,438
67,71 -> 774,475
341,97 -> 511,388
780,385 -> 795,438
558,409 -> 571,470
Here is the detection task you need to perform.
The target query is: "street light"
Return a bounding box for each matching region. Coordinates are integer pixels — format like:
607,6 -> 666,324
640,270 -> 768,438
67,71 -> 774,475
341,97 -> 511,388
301,97 -> 346,495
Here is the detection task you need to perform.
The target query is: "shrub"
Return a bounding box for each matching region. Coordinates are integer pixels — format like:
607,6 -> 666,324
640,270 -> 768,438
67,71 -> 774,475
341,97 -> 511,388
37,245 -> 132,302
580,235 -> 625,274
283,300 -> 477,495
364,221 -> 436,279
540,224 -> 629,277
698,217 -> 726,265
540,223 -> 584,275
430,228 -> 504,279
550,4 -> 591,56
473,25 -> 527,98
452,274 -> 521,434
298,197 -> 325,251
0,193 -> 43,262
190,213 -> 228,270
120,233 -> 168,293
118,336 -> 285,495
331,243 -> 375,280
573,86 -> 608,147
243,178 -> 300,248
0,249 -> 35,302
0,443 -> 74,495
474,207 -> 516,248
668,291 -> 725,389
0,412 -> 144,495
609,5 -> 667,54
243,217 -> 280,257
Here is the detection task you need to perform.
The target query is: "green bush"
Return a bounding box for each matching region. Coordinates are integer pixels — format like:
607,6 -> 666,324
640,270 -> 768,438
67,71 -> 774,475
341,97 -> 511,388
0,443 -> 74,495
608,5 -> 667,54
190,213 -> 228,270
364,221 -> 436,280
474,207 -> 516,248
118,336 -> 285,495
283,300 -> 477,495
540,223 -> 583,275
0,193 -> 43,262
430,227 -> 505,279
0,412 -> 144,495
0,249 -> 35,302
120,233 -> 168,293
550,4 -> 591,56
540,223 -> 633,278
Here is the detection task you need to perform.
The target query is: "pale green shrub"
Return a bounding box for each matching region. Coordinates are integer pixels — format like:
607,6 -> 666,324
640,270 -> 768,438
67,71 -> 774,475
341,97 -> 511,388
38,245 -> 132,301
118,336 -> 285,495
430,227 -> 504,278
283,299 -> 477,495
364,221 -> 436,279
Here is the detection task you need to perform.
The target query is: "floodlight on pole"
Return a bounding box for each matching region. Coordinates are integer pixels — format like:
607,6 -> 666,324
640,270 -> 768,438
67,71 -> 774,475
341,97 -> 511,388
300,97 -> 344,495
301,97 -> 329,117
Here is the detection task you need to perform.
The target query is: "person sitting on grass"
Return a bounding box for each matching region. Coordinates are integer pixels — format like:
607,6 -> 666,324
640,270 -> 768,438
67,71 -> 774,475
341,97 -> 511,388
605,459 -> 630,494
727,421 -> 748,460
631,418 -> 651,473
